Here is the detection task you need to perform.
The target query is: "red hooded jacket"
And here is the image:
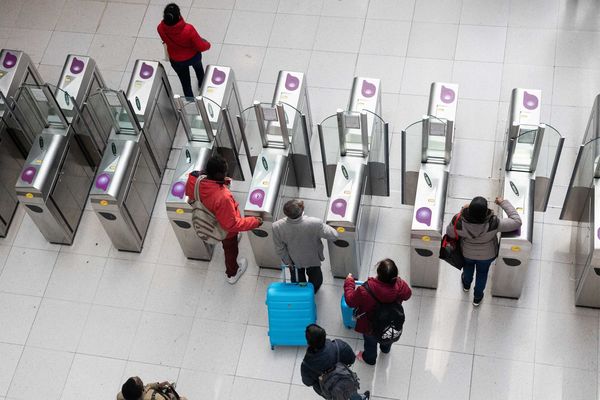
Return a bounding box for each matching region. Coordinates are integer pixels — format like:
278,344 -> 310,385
157,18 -> 211,62
344,276 -> 412,335
197,178 -> 260,239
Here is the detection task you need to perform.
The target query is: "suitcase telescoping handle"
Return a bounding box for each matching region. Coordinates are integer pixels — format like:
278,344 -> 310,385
281,264 -> 301,285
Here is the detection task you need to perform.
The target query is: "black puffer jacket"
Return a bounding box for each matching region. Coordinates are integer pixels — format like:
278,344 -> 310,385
301,339 -> 356,396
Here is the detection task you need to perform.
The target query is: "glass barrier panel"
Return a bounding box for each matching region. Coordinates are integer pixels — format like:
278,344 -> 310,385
239,104 -> 265,172
423,115 -> 448,161
318,113 -> 341,197
510,128 -> 538,171
402,119 -> 425,172
536,124 -> 563,179
181,99 -> 209,142
365,110 -> 389,197
103,90 -> 137,135
284,102 -> 314,188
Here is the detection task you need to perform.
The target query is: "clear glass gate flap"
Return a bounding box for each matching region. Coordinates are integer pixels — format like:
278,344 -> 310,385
180,98 -> 210,142
318,113 -> 341,197
422,115 -> 448,162
17,84 -> 69,133
101,90 -> 138,135
511,128 -> 537,171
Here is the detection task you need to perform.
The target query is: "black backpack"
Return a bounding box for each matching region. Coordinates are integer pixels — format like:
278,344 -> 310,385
363,283 -> 405,345
302,340 -> 361,400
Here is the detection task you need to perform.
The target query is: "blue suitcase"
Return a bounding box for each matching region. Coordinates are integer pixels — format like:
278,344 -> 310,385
266,266 -> 317,349
341,281 -> 363,329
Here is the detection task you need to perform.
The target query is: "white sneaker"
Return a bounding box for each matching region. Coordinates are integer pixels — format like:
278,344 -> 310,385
227,258 -> 248,284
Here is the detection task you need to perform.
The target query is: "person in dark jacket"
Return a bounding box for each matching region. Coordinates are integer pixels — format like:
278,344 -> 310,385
157,3 -> 211,98
301,324 -> 370,400
446,196 -> 522,306
344,259 -> 412,366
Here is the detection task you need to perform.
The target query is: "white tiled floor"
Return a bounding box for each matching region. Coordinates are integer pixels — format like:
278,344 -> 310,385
1,0 -> 600,399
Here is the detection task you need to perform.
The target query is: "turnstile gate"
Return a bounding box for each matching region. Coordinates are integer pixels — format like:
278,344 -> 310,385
166,65 -> 245,260
12,55 -> 107,244
0,49 -> 44,237
89,60 -> 179,252
318,77 -> 390,278
240,71 -> 316,268
402,82 -> 458,289
560,94 -> 600,308
493,88 -> 563,298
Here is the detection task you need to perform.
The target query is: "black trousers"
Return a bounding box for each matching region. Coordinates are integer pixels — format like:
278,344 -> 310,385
170,52 -> 204,99
288,266 -> 323,293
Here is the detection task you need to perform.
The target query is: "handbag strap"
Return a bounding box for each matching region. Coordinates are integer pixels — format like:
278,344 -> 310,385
453,211 -> 462,239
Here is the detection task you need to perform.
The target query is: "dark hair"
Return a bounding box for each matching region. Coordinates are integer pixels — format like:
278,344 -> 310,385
205,154 -> 228,181
467,196 -> 488,223
376,258 -> 398,283
163,3 -> 181,26
121,377 -> 143,400
283,199 -> 304,219
305,324 -> 326,350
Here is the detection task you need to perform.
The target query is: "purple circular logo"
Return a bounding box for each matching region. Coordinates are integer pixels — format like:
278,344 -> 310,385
415,207 -> 432,226
70,57 -> 85,74
21,166 -> 36,184
171,181 -> 186,199
440,85 -> 455,104
2,52 -> 17,69
211,67 -> 226,85
523,91 -> 538,110
331,199 -> 347,218
249,189 -> 265,207
139,62 -> 154,79
361,80 -> 376,98
284,73 -> 299,91
95,173 -> 110,191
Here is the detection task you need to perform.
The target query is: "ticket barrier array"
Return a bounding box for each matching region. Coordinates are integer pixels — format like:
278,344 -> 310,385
560,94 -> 600,308
89,60 -> 179,252
318,77 -> 390,278
0,49 -> 44,237
493,88 -> 563,298
402,82 -> 458,289
12,55 -> 107,244
166,65 -> 246,260
240,71 -> 316,268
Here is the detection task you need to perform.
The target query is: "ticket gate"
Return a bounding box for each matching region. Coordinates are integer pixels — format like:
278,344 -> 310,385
166,65 -> 245,260
0,49 -> 44,237
12,55 -> 107,244
318,77 -> 390,278
240,71 -> 316,268
493,88 -> 563,298
560,94 -> 600,308
401,82 -> 458,289
89,60 -> 178,252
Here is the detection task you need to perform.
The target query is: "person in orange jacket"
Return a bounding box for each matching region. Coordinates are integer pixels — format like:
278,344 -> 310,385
192,155 -> 262,283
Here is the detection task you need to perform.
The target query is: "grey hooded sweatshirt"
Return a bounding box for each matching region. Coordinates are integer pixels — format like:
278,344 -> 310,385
446,199 -> 522,260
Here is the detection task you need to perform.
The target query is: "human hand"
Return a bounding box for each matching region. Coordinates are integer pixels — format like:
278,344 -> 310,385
495,197 -> 503,205
158,381 -> 170,388
256,217 -> 263,226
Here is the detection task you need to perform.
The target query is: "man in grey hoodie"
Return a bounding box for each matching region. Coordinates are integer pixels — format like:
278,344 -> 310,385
273,199 -> 339,293
446,196 -> 522,306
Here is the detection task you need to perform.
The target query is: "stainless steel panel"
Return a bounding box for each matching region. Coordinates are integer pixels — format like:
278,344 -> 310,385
244,148 -> 288,218
409,164 -> 448,288
327,226 -> 360,278
492,171 -> 534,298
574,182 -> 600,308
0,124 -> 24,236
166,142 -> 215,260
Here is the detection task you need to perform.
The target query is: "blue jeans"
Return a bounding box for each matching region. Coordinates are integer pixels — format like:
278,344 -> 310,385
462,257 -> 495,299
362,334 -> 392,365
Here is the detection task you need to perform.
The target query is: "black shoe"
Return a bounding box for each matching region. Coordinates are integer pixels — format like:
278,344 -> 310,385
473,295 -> 483,306
363,391 -> 370,399
461,273 -> 470,292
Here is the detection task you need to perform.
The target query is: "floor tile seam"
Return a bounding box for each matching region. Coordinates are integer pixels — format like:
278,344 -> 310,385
134,3 -> 153,39
230,321 -> 248,377
531,359 -> 600,373
0,342 -> 25,400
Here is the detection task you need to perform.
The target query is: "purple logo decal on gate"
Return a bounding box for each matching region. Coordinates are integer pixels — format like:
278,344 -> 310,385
211,67 -> 226,85
361,80 -> 376,98
70,57 -> 85,74
415,207 -> 432,226
285,73 -> 299,91
171,181 -> 185,199
331,199 -> 347,218
95,173 -> 110,191
2,52 -> 17,69
21,167 -> 36,184
523,91 -> 538,110
139,62 -> 154,79
597,227 -> 600,240
249,189 -> 265,207
440,85 -> 455,104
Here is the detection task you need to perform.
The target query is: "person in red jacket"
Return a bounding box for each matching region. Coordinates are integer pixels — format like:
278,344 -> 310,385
157,3 -> 211,98
196,155 -> 262,283
344,259 -> 412,365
